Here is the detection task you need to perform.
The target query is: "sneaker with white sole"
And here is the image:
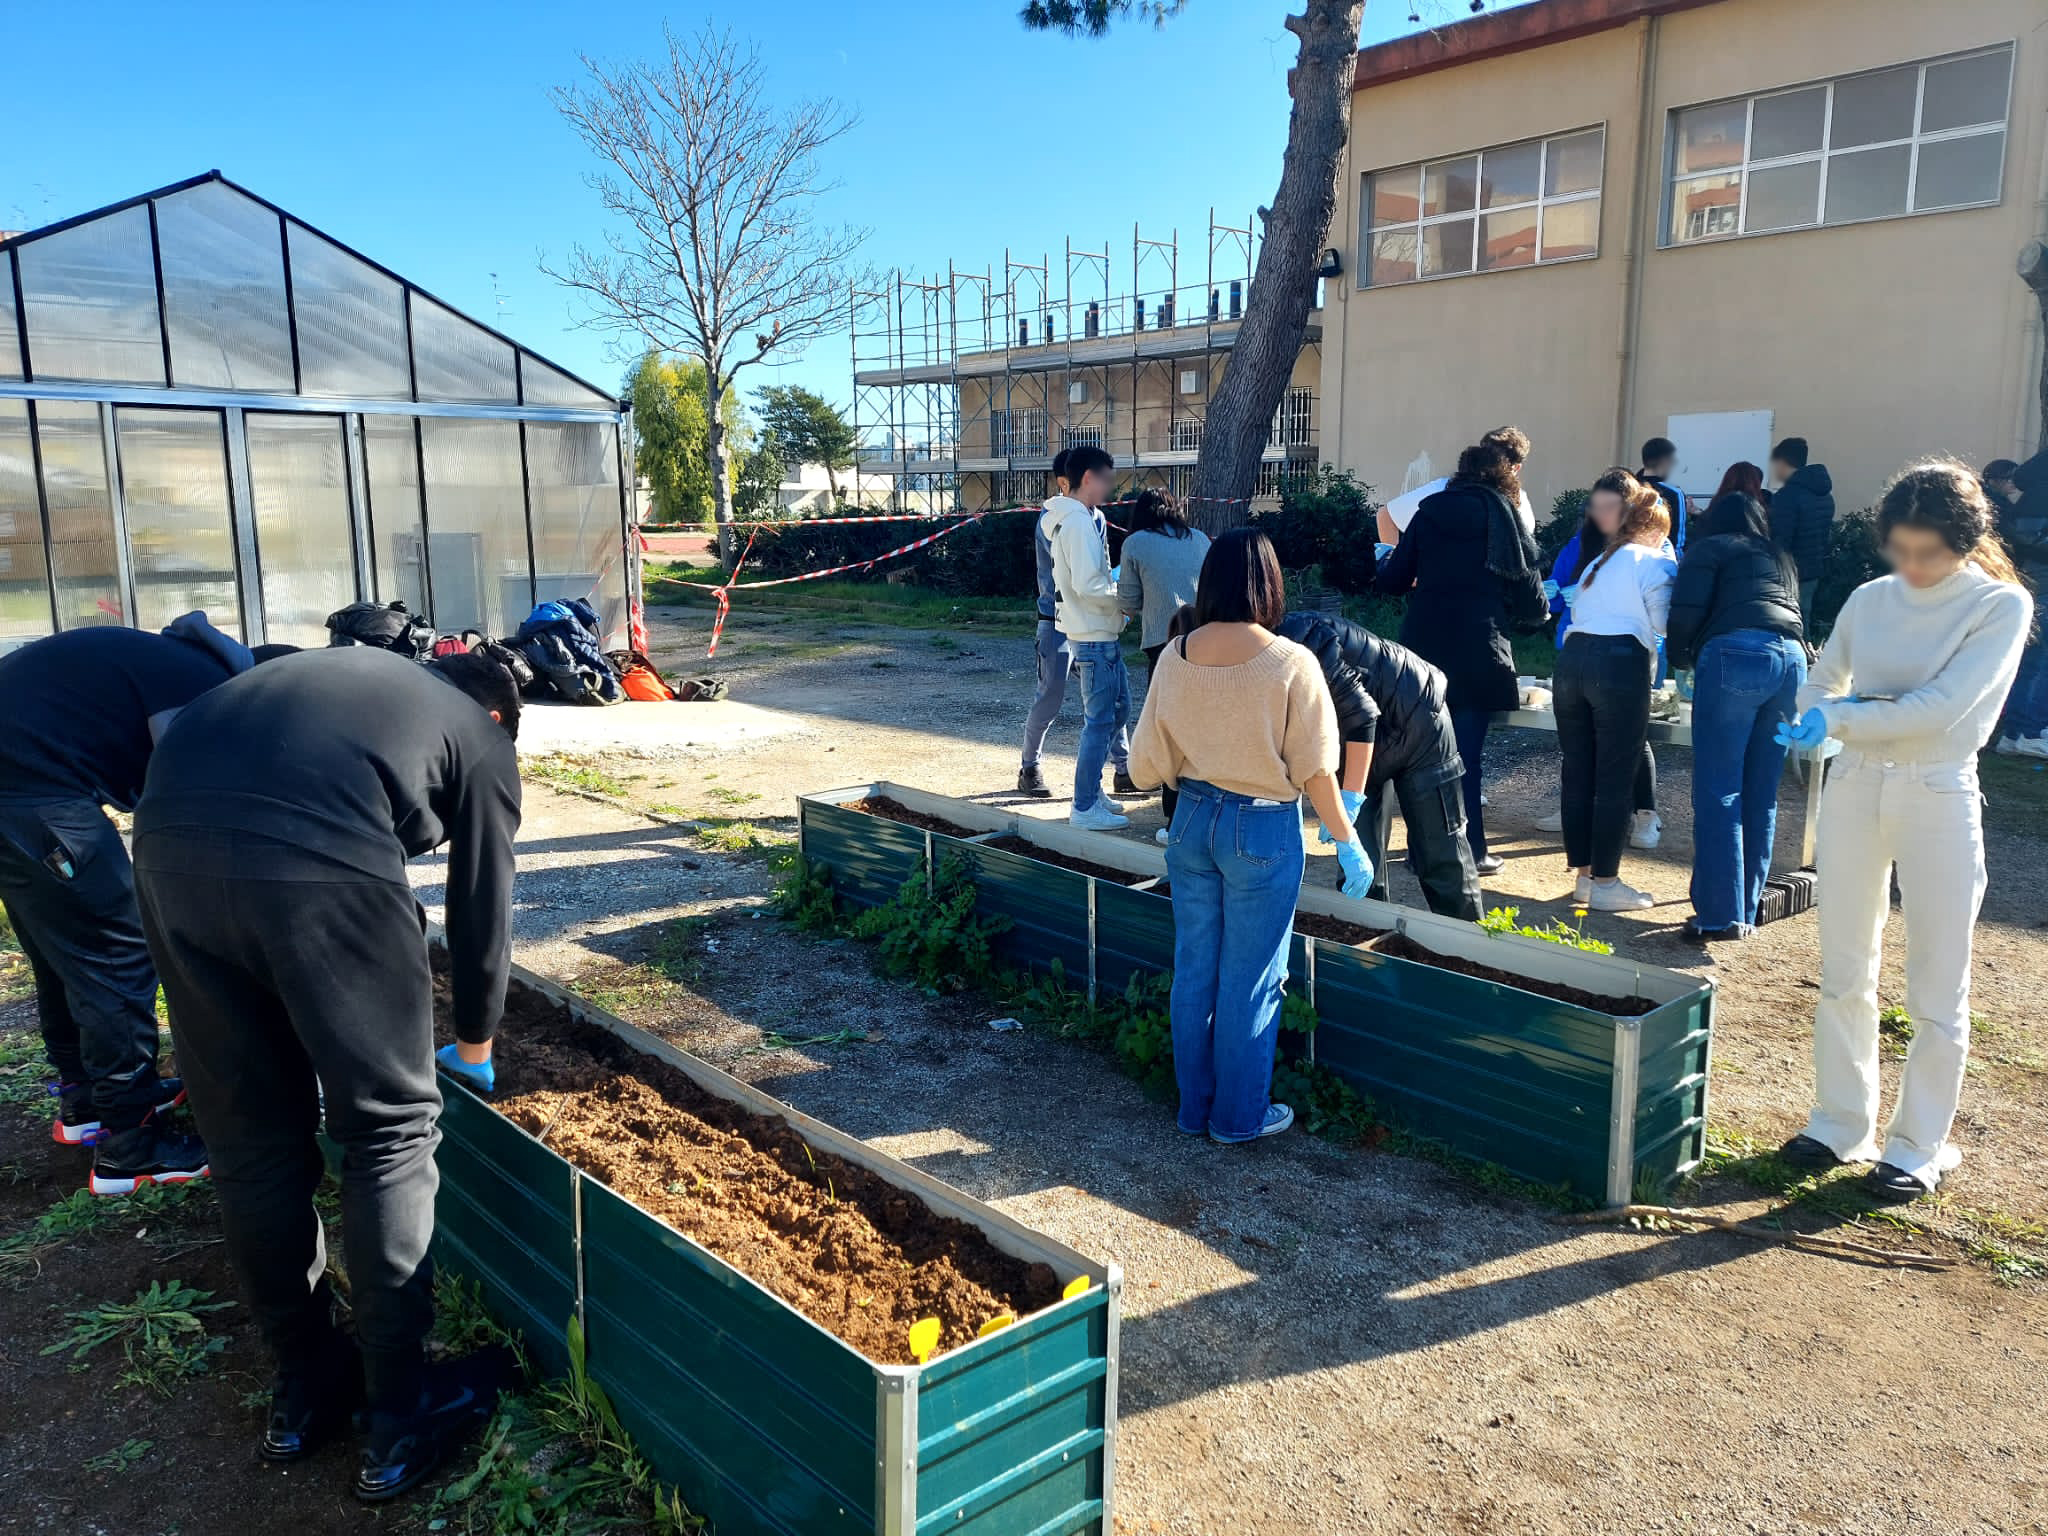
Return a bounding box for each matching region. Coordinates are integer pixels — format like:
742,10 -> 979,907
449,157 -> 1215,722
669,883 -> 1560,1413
1155,828 -> 1171,845
1994,734 -> 2023,757
1630,810 -> 1663,849
1211,1102 -> 1294,1143
1069,801 -> 1130,831
2013,733 -> 2048,761
1586,878 -> 1655,912
1573,875 -> 1592,908
88,1126 -> 210,1197
1534,809 -> 1563,833
50,1077 -> 188,1148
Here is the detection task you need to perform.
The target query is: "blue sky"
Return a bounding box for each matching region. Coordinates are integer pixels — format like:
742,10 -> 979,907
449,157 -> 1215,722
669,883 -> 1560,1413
12,0 -> 1529,411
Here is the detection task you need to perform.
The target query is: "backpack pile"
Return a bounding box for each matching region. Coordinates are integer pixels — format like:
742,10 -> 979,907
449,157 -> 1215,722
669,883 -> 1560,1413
513,599 -> 623,706
325,600 -> 437,661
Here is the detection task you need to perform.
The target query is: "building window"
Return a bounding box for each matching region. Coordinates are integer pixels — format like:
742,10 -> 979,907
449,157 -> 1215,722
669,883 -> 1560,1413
990,406 -> 1047,457
1065,424 -> 1104,451
1169,417 -> 1203,453
1663,44 -> 2012,246
1269,388 -> 1314,448
1361,126 -> 1603,287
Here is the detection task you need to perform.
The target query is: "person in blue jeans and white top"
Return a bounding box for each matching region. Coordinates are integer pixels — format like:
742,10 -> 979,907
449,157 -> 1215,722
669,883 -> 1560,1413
1040,445 -> 1134,828
1129,529 -> 1366,1143
1018,448 -> 1133,801
1664,490 -> 1807,941
1775,459 -> 2031,1204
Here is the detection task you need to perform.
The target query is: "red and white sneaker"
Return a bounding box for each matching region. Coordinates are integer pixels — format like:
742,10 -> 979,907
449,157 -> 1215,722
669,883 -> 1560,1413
87,1126 -> 209,1197
50,1078 -> 187,1148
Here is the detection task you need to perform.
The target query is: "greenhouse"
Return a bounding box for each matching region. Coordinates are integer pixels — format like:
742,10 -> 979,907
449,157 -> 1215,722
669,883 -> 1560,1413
0,172 -> 633,656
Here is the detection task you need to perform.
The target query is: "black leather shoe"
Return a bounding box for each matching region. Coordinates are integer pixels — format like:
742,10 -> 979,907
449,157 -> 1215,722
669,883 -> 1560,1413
1016,765 -> 1052,798
261,1332 -> 366,1464
1864,1162 -> 1936,1204
1776,1134 -> 1842,1172
353,1348 -> 515,1504
1112,770 -> 1143,797
1474,854 -> 1505,876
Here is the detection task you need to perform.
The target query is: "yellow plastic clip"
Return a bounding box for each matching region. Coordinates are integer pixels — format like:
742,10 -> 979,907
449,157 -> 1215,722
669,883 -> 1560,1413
977,1313 -> 1015,1338
907,1317 -> 942,1363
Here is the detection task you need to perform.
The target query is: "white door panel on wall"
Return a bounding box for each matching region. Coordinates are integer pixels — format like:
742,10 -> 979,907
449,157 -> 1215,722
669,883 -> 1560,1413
1666,410 -> 1775,498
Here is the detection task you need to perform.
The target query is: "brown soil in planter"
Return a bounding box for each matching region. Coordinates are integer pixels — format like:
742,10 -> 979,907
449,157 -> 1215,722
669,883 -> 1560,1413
433,970 -> 1061,1364
1144,885 -> 1385,949
982,834 -> 1151,885
1374,933 -> 1658,1017
846,795 -> 981,840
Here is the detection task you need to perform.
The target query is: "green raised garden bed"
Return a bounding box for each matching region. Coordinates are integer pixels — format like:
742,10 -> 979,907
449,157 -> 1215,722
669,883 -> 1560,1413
799,783 -> 1713,1204
430,952 -> 1122,1536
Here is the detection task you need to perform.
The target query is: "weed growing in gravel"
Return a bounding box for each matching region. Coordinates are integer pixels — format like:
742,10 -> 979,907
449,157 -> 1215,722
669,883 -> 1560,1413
849,857 -> 1009,993
433,1273 -> 519,1359
771,856 -> 842,935
0,1033 -> 53,1108
0,1183 -> 213,1278
45,1279 -> 233,1396
695,818 -> 787,857
524,756 -> 636,799
705,786 -> 760,806
83,1438 -> 153,1475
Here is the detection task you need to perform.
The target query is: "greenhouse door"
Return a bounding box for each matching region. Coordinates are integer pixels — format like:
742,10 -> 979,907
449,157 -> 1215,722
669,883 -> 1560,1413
244,411 -> 359,647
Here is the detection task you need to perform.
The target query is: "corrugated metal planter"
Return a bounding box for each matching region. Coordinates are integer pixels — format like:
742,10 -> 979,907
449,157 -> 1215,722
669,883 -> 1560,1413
431,953 -> 1122,1536
799,783 -> 1713,1205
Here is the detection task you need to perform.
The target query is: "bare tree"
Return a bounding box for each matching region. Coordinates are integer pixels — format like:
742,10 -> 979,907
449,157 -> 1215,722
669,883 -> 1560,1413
1023,1 -> 1365,532
548,25 -> 868,565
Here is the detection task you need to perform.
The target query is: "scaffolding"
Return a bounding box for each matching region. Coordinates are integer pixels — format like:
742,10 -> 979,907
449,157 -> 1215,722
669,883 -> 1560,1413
848,212 -> 1322,514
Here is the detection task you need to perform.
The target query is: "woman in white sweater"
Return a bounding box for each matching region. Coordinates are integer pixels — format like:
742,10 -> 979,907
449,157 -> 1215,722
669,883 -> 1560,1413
1551,469 -> 1676,911
1776,459 -> 2032,1203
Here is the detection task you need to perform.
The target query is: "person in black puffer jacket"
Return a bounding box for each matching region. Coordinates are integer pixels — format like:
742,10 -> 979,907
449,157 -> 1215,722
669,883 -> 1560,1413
1276,610 -> 1481,919
1666,492 -> 1808,941
1768,437 -> 1835,618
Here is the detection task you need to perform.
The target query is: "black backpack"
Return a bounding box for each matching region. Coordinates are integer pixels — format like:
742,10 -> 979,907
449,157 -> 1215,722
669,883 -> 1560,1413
325,601 -> 436,662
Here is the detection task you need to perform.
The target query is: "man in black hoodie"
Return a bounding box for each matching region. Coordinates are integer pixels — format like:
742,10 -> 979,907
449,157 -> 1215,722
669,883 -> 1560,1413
0,615 -> 251,1194
1276,610 -> 1481,919
1768,437 -> 1835,619
133,647 -> 522,1503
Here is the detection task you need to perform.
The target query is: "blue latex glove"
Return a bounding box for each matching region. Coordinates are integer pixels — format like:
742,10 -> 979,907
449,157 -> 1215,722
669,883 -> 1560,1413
1541,579 -> 1560,601
436,1042 -> 495,1095
1374,542 -> 1395,561
1318,789 -> 1366,845
1109,565 -> 1121,583
1559,583 -> 1580,611
1335,837 -> 1374,900
1774,706 -> 1829,751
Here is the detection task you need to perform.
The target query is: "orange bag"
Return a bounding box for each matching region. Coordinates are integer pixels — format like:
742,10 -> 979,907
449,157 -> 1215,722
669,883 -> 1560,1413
618,662 -> 675,703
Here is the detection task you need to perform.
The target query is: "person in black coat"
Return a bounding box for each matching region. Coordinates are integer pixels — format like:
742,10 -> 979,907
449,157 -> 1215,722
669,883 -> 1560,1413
1277,611 -> 1481,918
1666,492 -> 1808,940
1376,438 -> 1549,872
1768,437 -> 1835,618
1991,451 -> 2048,752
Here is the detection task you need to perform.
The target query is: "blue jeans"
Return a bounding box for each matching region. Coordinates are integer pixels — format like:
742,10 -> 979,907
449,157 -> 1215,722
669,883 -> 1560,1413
1449,708 -> 1491,860
1069,639 -> 1130,811
1164,780 -> 1304,1141
1688,630 -> 1806,930
1022,621 -> 1129,771
2001,634 -> 2048,740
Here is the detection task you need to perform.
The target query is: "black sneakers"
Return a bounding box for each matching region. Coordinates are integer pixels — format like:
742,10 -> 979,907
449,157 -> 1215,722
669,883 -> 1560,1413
354,1348 -> 516,1503
1112,770 -> 1143,797
262,1329 -> 367,1464
51,1077 -> 187,1148
88,1124 -> 210,1197
1016,764 -> 1052,798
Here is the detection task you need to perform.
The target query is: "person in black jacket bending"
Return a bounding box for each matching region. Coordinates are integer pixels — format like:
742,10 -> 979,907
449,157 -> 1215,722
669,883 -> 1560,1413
1277,611 -> 1482,919
0,617 -> 251,1194
1666,492 -> 1808,941
133,648 -> 522,1503
1376,437 -> 1550,875
1768,437 -> 1835,618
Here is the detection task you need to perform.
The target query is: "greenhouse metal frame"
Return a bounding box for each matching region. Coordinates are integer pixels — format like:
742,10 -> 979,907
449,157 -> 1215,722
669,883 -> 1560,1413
0,171 -> 635,655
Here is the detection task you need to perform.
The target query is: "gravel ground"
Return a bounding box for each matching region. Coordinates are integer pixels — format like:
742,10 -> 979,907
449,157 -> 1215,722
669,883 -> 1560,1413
407,598 -> 2048,1536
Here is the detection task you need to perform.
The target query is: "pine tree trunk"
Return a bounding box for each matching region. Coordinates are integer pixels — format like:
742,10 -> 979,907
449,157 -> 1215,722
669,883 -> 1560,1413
1190,0 -> 1363,535
707,364 -> 736,569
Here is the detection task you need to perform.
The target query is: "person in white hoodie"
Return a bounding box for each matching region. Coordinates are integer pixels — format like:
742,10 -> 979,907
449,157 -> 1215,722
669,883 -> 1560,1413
1040,446 -> 1131,828
1775,459 -> 2032,1204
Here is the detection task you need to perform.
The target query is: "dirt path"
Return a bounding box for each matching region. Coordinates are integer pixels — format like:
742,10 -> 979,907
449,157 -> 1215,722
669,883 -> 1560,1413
406,592 -> 2048,1533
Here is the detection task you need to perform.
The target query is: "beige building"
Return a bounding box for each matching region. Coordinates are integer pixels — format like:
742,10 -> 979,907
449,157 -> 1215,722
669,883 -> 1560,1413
1324,0 -> 2045,515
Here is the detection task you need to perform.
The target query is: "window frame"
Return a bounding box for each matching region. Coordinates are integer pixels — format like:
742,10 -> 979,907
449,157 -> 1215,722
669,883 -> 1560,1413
1358,125 -> 1607,289
1659,43 -> 2014,250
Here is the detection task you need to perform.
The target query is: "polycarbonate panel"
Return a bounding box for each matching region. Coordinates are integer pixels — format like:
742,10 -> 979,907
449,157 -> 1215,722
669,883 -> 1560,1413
155,182 -> 294,392
526,421 -> 625,644
418,416 -> 528,635
247,413 -> 355,646
0,401 -> 53,641
15,206 -> 165,384
410,295 -> 517,404
287,222 -> 412,399
364,414 -> 427,613
34,401 -> 123,627
0,259 -> 21,379
520,354 -> 617,410
114,407 -> 240,635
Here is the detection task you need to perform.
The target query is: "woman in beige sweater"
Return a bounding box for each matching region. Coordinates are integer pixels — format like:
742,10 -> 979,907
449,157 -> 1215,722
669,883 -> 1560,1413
1129,530 -> 1367,1143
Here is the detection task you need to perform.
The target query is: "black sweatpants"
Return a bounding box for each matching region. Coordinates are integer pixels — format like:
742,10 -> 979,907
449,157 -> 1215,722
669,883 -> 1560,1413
1363,747 -> 1484,922
0,797 -> 167,1127
1142,644 -> 1178,825
132,841 -> 441,1413
1555,632 -> 1655,879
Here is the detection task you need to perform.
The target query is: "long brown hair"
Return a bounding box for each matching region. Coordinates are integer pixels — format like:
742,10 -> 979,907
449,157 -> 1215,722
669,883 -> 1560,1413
1580,468 -> 1669,588
1714,461 -> 1764,501
1878,458 -> 2022,585
1455,439 -> 1523,505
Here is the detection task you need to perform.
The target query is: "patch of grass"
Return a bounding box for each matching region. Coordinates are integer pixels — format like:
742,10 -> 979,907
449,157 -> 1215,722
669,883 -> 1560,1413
695,818 -> 788,858
433,1272 -> 520,1360
44,1279 -> 233,1396
643,563 -> 1030,630
1,1182 -> 214,1278
0,1031 -> 52,1108
434,1318 -> 697,1536
705,786 -> 760,807
0,908 -> 31,1005
84,1438 -> 153,1475
568,918 -> 715,1014
524,756 -> 636,799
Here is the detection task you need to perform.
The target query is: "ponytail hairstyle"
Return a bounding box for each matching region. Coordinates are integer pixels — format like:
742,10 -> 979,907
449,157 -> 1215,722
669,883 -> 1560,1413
1580,468 -> 1670,588
1878,457 -> 2023,586
1130,487 -> 1191,540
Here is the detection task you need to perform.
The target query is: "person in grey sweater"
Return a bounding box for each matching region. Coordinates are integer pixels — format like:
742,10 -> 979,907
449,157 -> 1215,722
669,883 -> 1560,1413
1117,491 -> 1211,829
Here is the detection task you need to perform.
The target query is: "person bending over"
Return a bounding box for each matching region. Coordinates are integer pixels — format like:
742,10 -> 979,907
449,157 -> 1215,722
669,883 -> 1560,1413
133,648 -> 522,1500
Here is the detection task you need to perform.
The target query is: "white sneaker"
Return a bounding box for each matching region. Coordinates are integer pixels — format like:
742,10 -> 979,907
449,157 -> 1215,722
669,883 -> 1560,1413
1534,809 -> 1563,833
1587,878 -> 1655,912
1573,875 -> 1592,908
1070,802 -> 1130,831
2013,733 -> 2048,761
1211,1102 -> 1294,1143
1995,734 -> 2023,757
1630,810 -> 1663,849
1155,828 -> 1171,845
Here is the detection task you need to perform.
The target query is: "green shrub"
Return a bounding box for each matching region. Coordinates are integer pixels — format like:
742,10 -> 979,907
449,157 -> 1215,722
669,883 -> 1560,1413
847,856 -> 1009,993
1537,488 -> 1589,572
1811,505 -> 1885,639
1251,467 -> 1381,593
